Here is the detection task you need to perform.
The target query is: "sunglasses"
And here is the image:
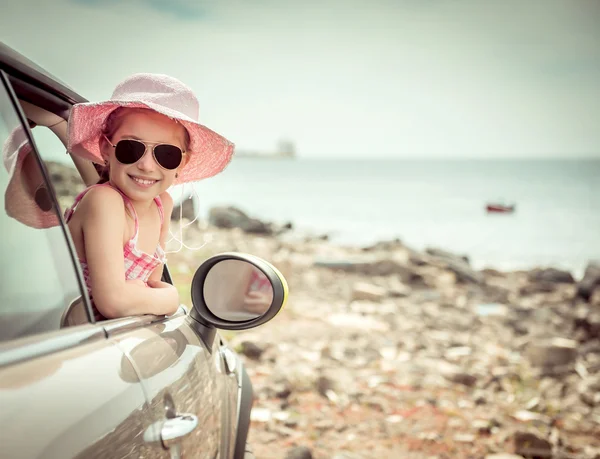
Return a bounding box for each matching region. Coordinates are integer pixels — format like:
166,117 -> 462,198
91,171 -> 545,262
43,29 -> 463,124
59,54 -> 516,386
103,134 -> 184,170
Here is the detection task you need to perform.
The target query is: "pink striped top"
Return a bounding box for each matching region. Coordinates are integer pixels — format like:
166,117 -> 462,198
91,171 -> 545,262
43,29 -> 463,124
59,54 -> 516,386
64,183 -> 167,320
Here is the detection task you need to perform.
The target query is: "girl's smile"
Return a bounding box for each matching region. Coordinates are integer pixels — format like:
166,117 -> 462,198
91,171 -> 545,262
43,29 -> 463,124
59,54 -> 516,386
129,174 -> 159,188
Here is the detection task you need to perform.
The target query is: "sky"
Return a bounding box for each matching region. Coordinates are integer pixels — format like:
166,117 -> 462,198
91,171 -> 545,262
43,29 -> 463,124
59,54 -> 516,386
1,0 -> 599,159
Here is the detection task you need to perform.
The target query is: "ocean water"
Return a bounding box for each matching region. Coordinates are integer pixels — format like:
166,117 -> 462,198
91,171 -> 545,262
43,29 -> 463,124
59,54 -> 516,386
177,158 -> 600,276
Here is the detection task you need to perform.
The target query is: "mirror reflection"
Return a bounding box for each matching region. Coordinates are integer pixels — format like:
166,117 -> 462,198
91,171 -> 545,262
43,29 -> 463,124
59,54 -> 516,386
203,260 -> 274,321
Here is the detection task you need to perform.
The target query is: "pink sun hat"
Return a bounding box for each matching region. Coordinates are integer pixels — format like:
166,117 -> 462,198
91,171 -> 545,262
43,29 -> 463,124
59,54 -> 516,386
67,73 -> 235,185
2,126 -> 60,229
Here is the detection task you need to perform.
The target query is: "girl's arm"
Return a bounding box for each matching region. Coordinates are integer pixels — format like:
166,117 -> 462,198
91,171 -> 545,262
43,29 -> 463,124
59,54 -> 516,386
80,187 -> 179,318
148,191 -> 174,284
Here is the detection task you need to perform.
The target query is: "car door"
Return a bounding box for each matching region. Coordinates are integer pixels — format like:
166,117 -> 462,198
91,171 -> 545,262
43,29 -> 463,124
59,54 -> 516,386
0,71 -> 168,459
108,310 -> 226,459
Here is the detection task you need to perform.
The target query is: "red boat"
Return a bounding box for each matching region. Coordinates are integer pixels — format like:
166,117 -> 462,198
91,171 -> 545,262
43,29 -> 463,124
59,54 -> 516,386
486,203 -> 515,213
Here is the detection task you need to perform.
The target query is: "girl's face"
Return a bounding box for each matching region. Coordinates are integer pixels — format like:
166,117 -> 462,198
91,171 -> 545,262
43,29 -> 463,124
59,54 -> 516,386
101,110 -> 188,202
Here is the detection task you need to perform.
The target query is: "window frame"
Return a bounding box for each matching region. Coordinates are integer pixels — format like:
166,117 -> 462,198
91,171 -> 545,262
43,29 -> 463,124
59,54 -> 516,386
0,70 -> 95,336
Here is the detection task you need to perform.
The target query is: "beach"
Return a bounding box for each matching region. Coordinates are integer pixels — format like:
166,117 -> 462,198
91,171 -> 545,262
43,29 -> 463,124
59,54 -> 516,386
48,160 -> 600,458
165,205 -> 600,459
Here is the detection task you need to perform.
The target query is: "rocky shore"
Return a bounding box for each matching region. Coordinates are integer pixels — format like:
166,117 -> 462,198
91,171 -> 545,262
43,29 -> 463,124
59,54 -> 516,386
47,162 -> 600,459
166,204 -> 600,459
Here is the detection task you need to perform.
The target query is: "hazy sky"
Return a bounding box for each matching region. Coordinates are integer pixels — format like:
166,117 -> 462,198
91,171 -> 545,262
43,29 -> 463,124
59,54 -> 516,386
1,0 -> 599,158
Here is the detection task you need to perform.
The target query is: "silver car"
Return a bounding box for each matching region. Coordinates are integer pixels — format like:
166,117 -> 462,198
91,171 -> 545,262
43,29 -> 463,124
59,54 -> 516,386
0,42 -> 288,459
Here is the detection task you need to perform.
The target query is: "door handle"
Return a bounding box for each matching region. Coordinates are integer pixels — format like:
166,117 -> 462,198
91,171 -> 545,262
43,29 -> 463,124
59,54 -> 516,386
161,414 -> 198,448
144,413 -> 199,449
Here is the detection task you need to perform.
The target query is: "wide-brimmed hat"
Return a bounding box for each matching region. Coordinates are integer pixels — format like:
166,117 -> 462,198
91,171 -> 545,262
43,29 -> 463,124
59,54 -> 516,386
2,126 -> 59,229
68,73 -> 235,185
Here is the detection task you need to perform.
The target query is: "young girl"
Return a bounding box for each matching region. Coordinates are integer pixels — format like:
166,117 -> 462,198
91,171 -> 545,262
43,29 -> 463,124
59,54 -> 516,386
65,73 -> 234,320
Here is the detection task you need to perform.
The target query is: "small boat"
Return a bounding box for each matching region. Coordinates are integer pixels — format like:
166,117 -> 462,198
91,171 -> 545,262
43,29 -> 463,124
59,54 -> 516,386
486,203 -> 515,213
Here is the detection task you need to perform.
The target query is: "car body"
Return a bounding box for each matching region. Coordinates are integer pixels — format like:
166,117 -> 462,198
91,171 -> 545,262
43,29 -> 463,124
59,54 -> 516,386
0,42 -> 285,459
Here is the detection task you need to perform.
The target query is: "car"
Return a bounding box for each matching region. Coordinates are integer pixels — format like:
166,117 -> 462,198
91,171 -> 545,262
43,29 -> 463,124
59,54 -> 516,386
0,41 -> 288,459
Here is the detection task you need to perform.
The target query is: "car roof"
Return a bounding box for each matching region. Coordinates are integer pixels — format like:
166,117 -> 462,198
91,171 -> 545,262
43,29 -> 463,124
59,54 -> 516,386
0,42 -> 86,116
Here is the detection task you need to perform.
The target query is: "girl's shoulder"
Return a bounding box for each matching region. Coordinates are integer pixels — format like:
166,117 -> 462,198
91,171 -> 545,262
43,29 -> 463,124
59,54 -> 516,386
77,185 -> 126,217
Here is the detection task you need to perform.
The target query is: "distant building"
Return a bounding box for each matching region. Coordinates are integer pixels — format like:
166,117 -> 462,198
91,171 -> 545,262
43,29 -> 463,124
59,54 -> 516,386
276,139 -> 296,158
235,139 -> 296,159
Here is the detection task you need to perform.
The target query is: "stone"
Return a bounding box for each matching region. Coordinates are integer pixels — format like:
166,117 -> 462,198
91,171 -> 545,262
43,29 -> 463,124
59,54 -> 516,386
440,258 -> 484,284
527,337 -> 577,367
238,341 -> 265,360
440,363 -> 478,387
208,206 -> 274,234
425,247 -> 470,264
284,446 -> 313,459
511,431 -> 552,458
528,267 -> 575,284
387,283 -> 411,297
313,257 -> 423,284
171,196 -> 196,221
472,419 -> 493,434
519,282 -> 556,295
351,282 -> 387,302
315,375 -> 336,397
485,455 -> 525,459
476,303 -> 509,317
577,260 -> 600,302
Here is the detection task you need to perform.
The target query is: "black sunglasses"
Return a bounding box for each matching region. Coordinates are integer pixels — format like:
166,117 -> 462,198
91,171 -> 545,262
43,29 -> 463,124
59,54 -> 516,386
104,135 -> 184,170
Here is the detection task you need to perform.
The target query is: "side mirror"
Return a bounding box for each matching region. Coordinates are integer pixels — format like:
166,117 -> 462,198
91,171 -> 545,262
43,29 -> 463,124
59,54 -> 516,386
190,252 -> 288,330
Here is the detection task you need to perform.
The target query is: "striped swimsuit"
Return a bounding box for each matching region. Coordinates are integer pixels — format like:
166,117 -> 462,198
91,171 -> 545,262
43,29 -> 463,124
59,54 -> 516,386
64,183 -> 167,321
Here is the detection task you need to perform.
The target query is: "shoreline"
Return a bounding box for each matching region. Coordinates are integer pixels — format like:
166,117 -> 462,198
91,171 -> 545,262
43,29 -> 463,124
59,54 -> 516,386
165,213 -> 600,458
169,188 -> 594,280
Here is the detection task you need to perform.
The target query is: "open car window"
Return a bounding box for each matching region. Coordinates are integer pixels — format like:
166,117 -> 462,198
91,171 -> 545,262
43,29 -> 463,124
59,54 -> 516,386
0,72 -> 89,342
29,123 -> 86,213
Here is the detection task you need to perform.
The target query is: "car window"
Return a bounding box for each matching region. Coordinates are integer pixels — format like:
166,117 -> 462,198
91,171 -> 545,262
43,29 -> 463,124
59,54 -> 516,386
29,126 -> 87,213
0,74 -> 88,342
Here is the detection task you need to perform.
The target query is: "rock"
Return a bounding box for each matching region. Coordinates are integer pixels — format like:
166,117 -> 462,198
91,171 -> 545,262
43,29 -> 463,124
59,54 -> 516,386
472,419 -> 492,434
476,303 -> 510,317
209,206 -> 249,228
241,217 -> 272,234
273,381 -> 293,399
527,337 -> 577,367
284,446 -> 313,459
387,283 -> 411,297
440,363 -> 478,387
171,197 -> 196,221
580,374 -> 600,407
208,206 -> 274,235
511,431 -> 552,458
314,257 -> 423,284
238,341 -> 265,360
454,433 -> 476,443
573,311 -> 600,342
45,161 -> 85,209
443,259 -> 484,284
250,407 -> 272,423
362,238 -> 404,252
512,410 -> 552,425
577,261 -> 600,302
519,282 -> 556,296
426,247 -> 470,265
485,455 -> 525,459
351,282 -> 387,302
528,267 -> 575,284
315,375 -> 336,397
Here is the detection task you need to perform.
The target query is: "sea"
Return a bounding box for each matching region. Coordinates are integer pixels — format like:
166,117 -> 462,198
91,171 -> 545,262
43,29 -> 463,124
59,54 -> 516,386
172,158 -> 600,278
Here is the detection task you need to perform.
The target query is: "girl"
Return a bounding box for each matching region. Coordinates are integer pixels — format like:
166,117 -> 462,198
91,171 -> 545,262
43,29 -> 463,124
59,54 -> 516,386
65,73 -> 234,320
